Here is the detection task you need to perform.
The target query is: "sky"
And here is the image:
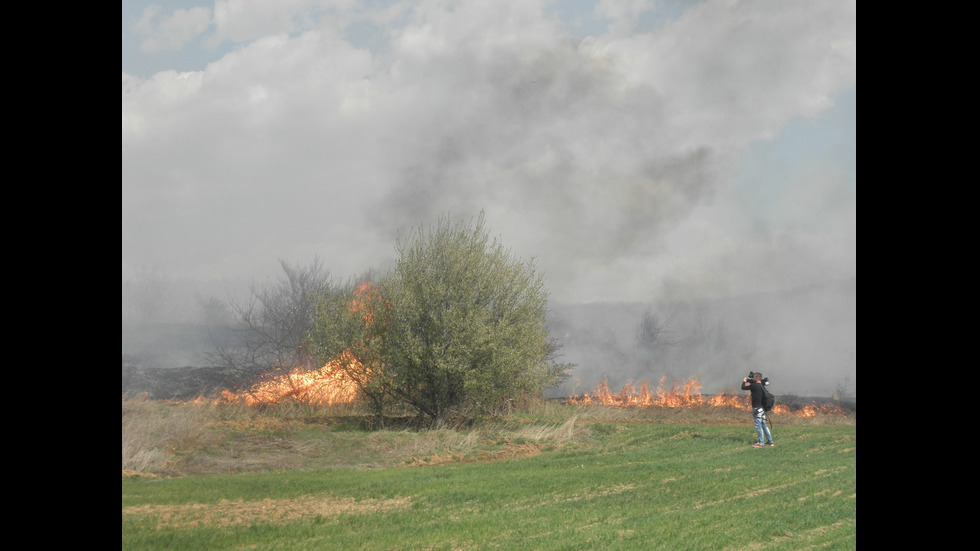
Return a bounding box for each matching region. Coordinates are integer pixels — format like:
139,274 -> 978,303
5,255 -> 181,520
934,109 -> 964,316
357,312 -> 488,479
122,0 -> 855,309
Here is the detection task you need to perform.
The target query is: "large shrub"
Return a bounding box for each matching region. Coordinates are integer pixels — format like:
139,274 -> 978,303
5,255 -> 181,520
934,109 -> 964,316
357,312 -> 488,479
310,213 -> 571,423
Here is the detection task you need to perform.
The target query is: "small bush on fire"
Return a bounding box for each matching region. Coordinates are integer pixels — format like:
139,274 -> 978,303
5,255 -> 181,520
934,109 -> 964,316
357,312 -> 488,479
308,212 -> 573,425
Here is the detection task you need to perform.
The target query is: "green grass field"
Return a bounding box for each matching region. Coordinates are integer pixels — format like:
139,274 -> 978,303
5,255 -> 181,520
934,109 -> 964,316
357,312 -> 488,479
122,400 -> 855,550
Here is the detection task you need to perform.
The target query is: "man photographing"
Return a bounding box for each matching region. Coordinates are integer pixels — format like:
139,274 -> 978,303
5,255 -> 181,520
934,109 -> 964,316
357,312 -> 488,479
741,372 -> 774,448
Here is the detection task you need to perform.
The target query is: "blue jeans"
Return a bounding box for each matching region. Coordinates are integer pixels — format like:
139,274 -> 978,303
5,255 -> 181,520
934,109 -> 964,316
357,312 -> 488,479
754,409 -> 773,444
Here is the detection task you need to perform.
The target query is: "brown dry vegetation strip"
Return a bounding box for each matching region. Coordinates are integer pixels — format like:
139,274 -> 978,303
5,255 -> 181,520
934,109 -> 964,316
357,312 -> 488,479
123,495 -> 412,530
404,441 -> 552,466
122,469 -> 161,479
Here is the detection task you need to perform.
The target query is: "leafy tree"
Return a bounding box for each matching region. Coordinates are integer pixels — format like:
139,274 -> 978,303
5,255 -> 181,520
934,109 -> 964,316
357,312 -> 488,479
376,212 -> 570,422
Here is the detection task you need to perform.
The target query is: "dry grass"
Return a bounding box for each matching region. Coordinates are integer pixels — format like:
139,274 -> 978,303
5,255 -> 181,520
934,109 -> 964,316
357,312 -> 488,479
120,396 -> 589,477
124,495 -> 414,530
122,397 -> 218,473
122,396 -> 853,477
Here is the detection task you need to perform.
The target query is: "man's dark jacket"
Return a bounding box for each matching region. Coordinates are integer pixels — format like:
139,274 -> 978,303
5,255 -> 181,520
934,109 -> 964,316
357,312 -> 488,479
741,380 -> 765,410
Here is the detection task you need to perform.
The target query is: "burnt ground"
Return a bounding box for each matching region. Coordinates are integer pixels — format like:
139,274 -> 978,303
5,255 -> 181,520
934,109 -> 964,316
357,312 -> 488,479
122,365 -> 252,401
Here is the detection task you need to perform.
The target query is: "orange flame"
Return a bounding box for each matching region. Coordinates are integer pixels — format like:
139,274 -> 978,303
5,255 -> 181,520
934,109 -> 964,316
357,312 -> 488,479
218,355 -> 361,406
214,281 -> 383,407
567,377 -> 848,417
177,279 -> 851,418
567,376 -> 707,408
794,403 -> 847,417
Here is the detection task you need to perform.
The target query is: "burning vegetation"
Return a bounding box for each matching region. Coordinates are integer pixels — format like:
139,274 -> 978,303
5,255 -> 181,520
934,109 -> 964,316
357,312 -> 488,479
217,356 -> 361,407
213,280 -> 380,408
207,369 -> 847,418
564,376 -> 847,417
140,248 -> 849,420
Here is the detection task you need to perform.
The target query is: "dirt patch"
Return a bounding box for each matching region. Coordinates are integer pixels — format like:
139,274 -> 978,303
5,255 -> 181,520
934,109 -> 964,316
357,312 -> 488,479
123,495 -> 412,529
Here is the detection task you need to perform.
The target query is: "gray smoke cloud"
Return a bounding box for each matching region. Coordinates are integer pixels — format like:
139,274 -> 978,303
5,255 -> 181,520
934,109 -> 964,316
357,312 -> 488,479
122,1 -> 856,397
545,278 -> 855,399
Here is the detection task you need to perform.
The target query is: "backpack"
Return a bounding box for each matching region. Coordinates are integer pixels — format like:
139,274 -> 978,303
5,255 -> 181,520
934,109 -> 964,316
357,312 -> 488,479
761,385 -> 775,412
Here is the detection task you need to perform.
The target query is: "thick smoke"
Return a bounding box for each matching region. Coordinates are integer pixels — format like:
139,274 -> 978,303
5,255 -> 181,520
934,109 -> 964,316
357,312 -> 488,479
122,1 -> 856,398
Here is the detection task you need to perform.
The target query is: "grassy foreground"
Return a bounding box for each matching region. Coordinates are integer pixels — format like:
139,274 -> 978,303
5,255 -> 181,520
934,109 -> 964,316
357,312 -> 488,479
122,400 -> 855,550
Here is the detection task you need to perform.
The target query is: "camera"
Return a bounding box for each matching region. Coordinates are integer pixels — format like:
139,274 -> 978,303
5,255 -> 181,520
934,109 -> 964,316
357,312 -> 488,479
746,371 -> 770,385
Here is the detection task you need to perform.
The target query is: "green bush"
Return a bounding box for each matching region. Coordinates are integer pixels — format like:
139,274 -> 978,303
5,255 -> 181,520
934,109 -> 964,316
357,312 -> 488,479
309,212 -> 572,423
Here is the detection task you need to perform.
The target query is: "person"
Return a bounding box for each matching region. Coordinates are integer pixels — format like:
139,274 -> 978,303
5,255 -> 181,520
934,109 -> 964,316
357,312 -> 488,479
741,372 -> 774,447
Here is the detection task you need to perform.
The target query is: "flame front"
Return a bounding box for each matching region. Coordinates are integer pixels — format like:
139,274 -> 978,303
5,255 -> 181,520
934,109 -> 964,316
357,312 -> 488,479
216,281 -> 381,407
567,376 -> 708,408
567,377 -> 846,417
219,356 -> 361,407
198,280 -> 848,417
